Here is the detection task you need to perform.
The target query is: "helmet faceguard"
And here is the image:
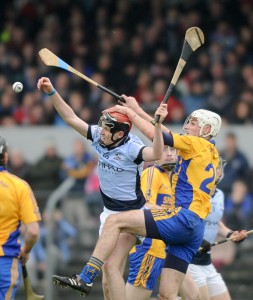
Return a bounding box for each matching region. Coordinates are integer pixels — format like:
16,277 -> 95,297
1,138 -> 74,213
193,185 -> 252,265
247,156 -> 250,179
98,111 -> 132,147
215,156 -> 226,184
0,136 -> 7,166
160,162 -> 177,171
183,109 -> 221,138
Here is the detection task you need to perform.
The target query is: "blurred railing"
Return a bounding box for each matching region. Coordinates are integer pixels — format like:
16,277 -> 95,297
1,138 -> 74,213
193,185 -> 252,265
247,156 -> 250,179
45,177 -> 76,300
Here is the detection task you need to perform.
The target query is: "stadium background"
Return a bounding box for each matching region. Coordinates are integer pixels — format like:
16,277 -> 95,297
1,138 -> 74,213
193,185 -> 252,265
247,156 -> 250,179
1,0 -> 253,299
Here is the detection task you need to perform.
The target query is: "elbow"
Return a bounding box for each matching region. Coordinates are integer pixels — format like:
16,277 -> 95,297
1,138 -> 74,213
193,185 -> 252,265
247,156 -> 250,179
146,130 -> 155,141
27,223 -> 40,240
153,153 -> 162,161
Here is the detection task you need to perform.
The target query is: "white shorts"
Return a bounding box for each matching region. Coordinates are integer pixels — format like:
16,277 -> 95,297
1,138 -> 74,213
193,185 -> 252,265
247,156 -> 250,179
99,206 -> 147,237
187,263 -> 228,297
99,207 -> 120,235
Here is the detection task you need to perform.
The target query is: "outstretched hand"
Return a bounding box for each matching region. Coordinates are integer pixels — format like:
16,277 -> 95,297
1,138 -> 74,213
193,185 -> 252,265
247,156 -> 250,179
102,105 -> 134,117
37,77 -> 55,94
118,95 -> 140,111
154,103 -> 168,124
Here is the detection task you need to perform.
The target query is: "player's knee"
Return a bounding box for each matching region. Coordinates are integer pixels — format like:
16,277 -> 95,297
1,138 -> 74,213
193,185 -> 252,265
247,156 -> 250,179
105,214 -> 122,228
159,288 -> 178,300
103,259 -> 116,275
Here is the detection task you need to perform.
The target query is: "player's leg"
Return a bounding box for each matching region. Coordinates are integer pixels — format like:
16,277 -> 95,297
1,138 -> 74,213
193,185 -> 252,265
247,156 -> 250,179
210,292 -> 231,300
179,272 -> 200,300
198,285 -> 211,300
102,268 -> 110,300
103,232 -> 136,300
159,267 -> 185,300
152,209 -> 204,300
99,209 -> 126,300
206,264 -> 231,300
126,283 -> 152,300
186,264 -> 210,300
92,209 -> 147,260
102,255 -> 126,300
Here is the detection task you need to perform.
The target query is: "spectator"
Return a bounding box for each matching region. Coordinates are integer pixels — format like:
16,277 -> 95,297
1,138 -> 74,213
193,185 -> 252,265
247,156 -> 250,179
8,148 -> 30,180
219,132 -> 250,196
62,138 -> 95,193
224,180 -> 253,230
230,100 -> 253,124
206,80 -> 232,122
181,79 -> 207,116
27,138 -> 63,209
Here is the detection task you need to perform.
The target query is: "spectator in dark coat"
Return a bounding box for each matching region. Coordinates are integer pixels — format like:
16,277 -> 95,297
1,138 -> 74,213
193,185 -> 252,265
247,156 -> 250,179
219,132 -> 250,196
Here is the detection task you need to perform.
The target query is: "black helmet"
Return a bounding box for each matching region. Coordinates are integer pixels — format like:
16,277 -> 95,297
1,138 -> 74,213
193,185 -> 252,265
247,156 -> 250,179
99,112 -> 132,136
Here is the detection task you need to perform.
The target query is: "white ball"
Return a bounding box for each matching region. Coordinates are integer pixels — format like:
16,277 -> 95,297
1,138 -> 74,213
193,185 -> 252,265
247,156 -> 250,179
12,82 -> 23,93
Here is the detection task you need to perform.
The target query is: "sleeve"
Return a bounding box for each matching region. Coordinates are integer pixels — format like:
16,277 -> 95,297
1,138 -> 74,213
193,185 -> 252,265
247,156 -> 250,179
87,125 -> 100,142
172,134 -> 200,160
125,138 -> 146,163
18,181 -> 41,224
141,167 -> 160,205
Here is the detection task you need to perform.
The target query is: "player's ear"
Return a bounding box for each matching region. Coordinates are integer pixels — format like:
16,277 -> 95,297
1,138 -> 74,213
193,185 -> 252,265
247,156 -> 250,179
203,124 -> 211,135
117,131 -> 124,138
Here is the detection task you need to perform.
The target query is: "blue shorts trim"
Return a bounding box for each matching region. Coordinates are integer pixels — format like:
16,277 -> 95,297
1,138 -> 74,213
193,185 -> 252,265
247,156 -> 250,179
0,257 -> 21,300
128,251 -> 164,290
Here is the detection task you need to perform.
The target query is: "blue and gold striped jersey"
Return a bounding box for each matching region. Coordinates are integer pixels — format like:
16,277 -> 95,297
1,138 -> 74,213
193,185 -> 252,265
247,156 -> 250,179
171,133 -> 219,219
0,169 -> 41,257
130,165 -> 171,258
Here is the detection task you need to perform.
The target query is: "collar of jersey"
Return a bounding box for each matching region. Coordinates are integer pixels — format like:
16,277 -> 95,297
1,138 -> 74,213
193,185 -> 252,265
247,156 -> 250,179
0,166 -> 7,171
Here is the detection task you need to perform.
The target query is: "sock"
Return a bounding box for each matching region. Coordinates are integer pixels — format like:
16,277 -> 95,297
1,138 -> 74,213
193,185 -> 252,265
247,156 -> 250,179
79,256 -> 104,283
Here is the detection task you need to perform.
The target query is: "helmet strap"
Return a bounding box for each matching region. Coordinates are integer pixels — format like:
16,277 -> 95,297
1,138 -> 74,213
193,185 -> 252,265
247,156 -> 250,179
99,133 -> 128,149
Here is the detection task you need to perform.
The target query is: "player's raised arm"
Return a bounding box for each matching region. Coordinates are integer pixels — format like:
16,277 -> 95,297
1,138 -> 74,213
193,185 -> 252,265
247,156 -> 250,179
37,77 -> 89,137
142,104 -> 167,162
104,95 -> 171,140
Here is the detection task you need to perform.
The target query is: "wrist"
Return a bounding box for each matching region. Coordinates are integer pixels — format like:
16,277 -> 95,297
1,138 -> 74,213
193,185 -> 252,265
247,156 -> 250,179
135,106 -> 142,115
129,112 -> 138,120
22,246 -> 31,254
47,88 -> 56,96
226,230 -> 234,238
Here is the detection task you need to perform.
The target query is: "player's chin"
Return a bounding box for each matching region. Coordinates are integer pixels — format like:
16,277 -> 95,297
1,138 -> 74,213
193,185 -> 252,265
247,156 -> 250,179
99,139 -> 106,146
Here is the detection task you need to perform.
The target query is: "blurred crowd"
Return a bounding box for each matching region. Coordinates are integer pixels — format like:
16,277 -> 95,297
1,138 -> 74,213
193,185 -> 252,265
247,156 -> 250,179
1,0 -> 253,126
